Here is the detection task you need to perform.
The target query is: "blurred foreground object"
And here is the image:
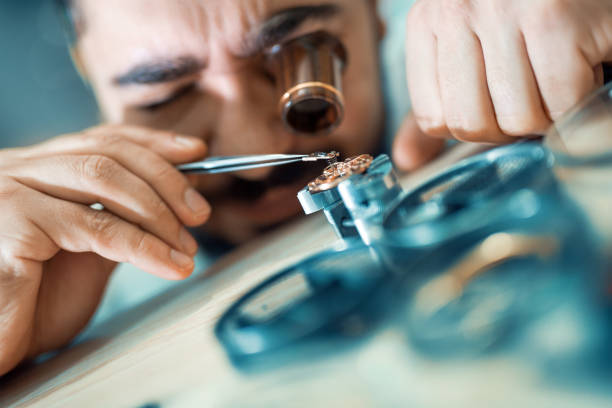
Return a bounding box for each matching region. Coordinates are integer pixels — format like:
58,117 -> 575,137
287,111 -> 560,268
217,136 -> 611,406
215,82 -> 612,402
546,82 -> 612,258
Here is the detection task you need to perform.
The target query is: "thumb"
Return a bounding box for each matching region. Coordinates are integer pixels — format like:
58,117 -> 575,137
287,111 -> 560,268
392,111 -> 445,172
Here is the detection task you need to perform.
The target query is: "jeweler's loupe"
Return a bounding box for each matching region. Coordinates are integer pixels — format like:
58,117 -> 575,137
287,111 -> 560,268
267,31 -> 346,134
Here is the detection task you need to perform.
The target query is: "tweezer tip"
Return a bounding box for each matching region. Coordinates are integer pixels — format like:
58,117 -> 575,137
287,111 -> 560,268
302,151 -> 340,162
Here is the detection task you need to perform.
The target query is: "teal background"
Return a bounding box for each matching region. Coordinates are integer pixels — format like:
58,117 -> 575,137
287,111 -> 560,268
0,1 -> 99,147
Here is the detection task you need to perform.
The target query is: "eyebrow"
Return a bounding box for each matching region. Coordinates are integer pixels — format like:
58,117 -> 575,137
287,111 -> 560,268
113,4 -> 340,86
114,56 -> 204,86
247,4 -> 341,55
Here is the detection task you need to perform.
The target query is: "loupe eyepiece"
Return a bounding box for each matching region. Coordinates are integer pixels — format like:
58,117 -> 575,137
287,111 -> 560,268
268,31 -> 347,135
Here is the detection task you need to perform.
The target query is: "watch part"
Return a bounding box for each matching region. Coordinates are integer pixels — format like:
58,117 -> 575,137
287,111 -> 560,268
307,154 -> 374,193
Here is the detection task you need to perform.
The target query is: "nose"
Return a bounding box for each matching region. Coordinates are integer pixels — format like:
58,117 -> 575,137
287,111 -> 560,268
206,70 -> 298,180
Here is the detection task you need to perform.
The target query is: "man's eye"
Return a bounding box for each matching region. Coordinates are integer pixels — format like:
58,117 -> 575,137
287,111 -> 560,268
137,83 -> 196,112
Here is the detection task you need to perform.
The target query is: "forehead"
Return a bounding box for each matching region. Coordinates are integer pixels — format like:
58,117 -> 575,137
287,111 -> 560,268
77,0 -> 340,65
80,0 -> 273,38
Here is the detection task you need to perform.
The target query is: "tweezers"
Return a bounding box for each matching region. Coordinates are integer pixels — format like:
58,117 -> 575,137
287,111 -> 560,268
177,152 -> 338,174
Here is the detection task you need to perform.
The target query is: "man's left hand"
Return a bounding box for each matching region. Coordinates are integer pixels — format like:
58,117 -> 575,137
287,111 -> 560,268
393,0 -> 612,171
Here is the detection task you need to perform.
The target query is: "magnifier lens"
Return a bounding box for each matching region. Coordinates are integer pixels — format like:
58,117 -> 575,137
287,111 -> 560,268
269,31 -> 346,135
285,91 -> 340,133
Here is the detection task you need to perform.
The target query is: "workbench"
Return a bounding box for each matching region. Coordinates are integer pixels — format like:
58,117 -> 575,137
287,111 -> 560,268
1,143 -> 610,408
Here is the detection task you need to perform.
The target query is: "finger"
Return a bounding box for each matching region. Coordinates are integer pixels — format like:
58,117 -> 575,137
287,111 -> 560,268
26,135 -> 210,227
90,139 -> 211,227
0,239 -> 40,376
405,4 -> 449,138
392,112 -> 446,171
0,179 -> 52,369
477,24 -> 552,136
36,125 -> 207,164
437,21 -> 511,143
522,26 -> 599,121
6,155 -> 198,256
89,125 -> 207,163
26,187 -> 195,280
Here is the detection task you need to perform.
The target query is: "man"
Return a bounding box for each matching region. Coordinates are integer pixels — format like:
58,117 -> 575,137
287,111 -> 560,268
0,0 -> 609,376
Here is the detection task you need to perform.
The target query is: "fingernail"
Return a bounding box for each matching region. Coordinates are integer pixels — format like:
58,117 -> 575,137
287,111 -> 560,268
184,188 -> 210,216
174,135 -> 201,148
170,249 -> 194,270
180,228 -> 198,255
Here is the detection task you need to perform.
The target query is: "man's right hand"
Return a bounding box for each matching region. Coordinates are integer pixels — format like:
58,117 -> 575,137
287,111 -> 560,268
0,125 -> 210,375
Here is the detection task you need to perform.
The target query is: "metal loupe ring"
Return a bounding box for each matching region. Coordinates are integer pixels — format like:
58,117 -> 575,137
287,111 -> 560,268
268,31 -> 347,134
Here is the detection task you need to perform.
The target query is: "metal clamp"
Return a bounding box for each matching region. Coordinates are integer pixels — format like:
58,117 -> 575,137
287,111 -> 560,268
297,154 -> 403,242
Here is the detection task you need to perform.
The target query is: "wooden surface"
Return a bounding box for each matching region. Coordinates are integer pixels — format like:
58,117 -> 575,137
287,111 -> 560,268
5,143 -> 607,408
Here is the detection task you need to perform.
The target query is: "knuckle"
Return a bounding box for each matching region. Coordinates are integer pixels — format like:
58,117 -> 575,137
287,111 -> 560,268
97,132 -> 123,146
447,126 -> 471,142
84,126 -> 124,147
81,155 -> 119,183
496,122 -> 530,137
87,210 -> 127,255
0,254 -> 33,283
0,244 -> 39,284
447,121 -> 494,142
497,114 -> 550,136
524,0 -> 569,34
132,231 -> 156,256
544,84 -> 592,121
150,161 -> 176,182
69,131 -> 94,149
440,0 -> 473,21
2,240 -> 28,265
87,210 -> 118,239
148,197 -> 172,222
0,223 -> 51,278
415,115 -> 447,137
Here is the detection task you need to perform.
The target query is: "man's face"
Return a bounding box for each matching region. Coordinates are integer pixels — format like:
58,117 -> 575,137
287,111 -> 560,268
75,0 -> 384,243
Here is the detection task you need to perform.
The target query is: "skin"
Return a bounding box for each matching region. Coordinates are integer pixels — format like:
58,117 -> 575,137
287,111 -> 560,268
402,0 -> 612,143
77,0 -> 388,242
0,0 -> 610,375
0,0 -> 389,376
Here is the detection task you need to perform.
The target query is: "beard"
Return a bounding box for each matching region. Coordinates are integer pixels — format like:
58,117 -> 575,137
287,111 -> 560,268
188,155 -> 337,245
